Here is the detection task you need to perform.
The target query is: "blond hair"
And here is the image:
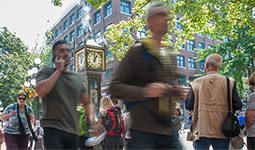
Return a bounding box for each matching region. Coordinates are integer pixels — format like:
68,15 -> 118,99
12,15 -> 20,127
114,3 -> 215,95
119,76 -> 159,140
248,72 -> 255,86
99,96 -> 113,116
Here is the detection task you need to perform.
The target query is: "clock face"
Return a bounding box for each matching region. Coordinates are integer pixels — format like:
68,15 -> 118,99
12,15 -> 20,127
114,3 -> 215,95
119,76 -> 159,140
77,52 -> 85,71
87,52 -> 102,68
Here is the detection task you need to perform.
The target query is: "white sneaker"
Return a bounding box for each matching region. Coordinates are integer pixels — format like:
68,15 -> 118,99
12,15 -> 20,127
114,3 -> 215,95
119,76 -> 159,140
85,131 -> 107,147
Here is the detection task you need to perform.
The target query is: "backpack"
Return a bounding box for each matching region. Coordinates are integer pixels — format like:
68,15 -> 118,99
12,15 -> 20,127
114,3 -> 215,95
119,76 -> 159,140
77,106 -> 88,136
105,105 -> 124,136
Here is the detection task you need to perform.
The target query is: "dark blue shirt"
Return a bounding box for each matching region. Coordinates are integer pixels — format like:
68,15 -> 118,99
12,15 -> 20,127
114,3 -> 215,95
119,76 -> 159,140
239,115 -> 245,126
185,81 -> 243,112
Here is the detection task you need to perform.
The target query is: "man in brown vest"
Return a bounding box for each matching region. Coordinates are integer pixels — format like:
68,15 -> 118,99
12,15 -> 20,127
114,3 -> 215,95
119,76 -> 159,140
185,54 -> 242,150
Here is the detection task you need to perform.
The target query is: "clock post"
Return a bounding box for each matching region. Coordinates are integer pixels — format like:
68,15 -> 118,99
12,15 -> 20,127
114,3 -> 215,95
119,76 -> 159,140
74,39 -> 106,116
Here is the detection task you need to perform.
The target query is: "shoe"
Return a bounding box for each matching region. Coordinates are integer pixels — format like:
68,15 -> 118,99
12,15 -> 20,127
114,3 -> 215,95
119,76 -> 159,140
85,131 -> 107,147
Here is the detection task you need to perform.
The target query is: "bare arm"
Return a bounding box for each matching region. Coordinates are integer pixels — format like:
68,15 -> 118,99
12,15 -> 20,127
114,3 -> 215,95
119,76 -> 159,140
36,70 -> 62,98
80,93 -> 95,125
36,57 -> 65,98
0,111 -> 16,121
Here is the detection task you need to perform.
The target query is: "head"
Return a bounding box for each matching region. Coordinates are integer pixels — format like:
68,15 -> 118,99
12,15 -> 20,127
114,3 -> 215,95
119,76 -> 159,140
204,54 -> 222,73
248,72 -> 255,90
99,96 -> 113,114
110,95 -> 118,105
147,2 -> 171,37
52,39 -> 70,67
17,92 -> 28,106
174,107 -> 181,116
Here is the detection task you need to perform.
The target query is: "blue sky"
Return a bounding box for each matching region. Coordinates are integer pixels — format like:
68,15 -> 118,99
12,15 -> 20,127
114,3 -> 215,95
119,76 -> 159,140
0,0 -> 79,51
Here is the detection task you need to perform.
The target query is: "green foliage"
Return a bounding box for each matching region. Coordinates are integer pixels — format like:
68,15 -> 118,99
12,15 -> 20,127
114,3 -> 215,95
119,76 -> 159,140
195,25 -> 255,99
0,27 -> 32,108
51,0 -> 62,7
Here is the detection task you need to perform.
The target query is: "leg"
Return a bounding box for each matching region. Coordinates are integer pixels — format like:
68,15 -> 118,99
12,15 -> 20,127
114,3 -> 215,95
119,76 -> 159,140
159,132 -> 182,150
4,133 -> 19,150
43,127 -> 65,149
194,137 -> 212,150
129,129 -> 158,149
211,138 -> 230,150
247,137 -> 255,150
18,134 -> 30,150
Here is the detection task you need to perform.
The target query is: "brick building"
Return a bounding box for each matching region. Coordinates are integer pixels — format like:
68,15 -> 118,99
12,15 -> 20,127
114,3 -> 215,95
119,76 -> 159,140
49,0 -> 223,112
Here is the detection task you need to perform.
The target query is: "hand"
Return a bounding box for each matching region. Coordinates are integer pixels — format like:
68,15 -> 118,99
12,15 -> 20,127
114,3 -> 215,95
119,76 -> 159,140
55,56 -> 65,71
173,85 -> 190,100
9,110 -> 16,117
143,82 -> 169,98
28,114 -> 34,119
243,128 -> 247,135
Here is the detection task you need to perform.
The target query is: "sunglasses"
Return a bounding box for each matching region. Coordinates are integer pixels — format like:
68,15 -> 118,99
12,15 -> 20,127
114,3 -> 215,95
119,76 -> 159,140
18,98 -> 27,101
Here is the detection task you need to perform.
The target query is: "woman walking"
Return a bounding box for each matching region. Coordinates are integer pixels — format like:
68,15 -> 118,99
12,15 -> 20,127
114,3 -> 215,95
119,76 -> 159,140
0,92 -> 34,150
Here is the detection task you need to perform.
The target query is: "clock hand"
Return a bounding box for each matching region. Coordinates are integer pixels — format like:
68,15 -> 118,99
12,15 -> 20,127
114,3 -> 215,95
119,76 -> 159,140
93,55 -> 98,62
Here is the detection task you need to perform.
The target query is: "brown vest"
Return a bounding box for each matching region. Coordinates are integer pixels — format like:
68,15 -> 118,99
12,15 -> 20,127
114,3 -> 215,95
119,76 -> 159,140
190,71 -> 234,141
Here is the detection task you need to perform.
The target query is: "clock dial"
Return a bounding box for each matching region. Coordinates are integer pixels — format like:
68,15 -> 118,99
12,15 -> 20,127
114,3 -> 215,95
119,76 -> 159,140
87,52 -> 102,68
77,52 -> 85,71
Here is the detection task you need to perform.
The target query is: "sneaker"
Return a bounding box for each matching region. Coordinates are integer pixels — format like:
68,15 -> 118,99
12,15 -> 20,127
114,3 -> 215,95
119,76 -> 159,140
85,131 -> 107,147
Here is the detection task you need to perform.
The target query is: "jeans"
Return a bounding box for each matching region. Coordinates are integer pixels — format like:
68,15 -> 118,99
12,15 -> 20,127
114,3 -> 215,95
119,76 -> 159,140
4,132 -> 30,150
247,137 -> 255,150
129,129 -> 182,150
43,127 -> 78,149
194,137 -> 230,150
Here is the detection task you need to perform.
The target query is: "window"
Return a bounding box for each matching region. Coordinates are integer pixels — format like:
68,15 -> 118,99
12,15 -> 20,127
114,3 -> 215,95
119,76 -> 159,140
70,13 -> 75,26
198,42 -> 205,50
106,49 -> 113,61
105,23 -> 112,32
85,2 -> 91,12
188,57 -> 196,69
77,24 -> 83,37
94,30 -> 101,44
199,60 -> 205,70
177,55 -> 185,67
207,34 -> 211,38
59,26 -> 62,35
63,19 -> 68,31
207,45 -> 213,49
106,68 -> 114,83
70,48 -> 74,58
70,65 -> 75,72
77,42 -> 83,48
70,30 -> 75,42
137,28 -> 146,39
77,7 -> 83,20
176,18 -> 183,30
197,32 -> 204,36
180,43 -> 184,49
187,39 -> 194,51
55,29 -> 58,38
104,1 -> 112,18
178,75 -> 186,86
51,34 -> 54,41
189,76 -> 196,82
120,0 -> 131,14
94,10 -> 101,25
63,35 -> 68,43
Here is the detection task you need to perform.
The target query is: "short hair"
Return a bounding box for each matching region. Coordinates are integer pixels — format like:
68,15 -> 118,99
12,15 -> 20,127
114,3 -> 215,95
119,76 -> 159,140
205,54 -> 222,69
147,2 -> 164,20
52,39 -> 67,52
175,107 -> 181,116
18,92 -> 27,98
248,72 -> 255,86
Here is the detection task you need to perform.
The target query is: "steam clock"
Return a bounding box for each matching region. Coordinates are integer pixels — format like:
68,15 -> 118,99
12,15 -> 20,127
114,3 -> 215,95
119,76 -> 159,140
74,39 -> 106,115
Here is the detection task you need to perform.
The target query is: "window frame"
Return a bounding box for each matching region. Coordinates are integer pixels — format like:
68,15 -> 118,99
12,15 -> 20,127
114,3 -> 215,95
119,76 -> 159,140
94,10 -> 101,25
70,13 -> 75,26
94,30 -> 101,44
178,75 -> 186,86
177,55 -> 185,68
187,39 -> 194,51
188,57 -> 196,69
104,1 -> 112,18
198,42 -> 205,50
63,19 -> 68,31
70,30 -> 75,43
120,0 -> 131,14
77,24 -> 83,38
77,7 -> 83,20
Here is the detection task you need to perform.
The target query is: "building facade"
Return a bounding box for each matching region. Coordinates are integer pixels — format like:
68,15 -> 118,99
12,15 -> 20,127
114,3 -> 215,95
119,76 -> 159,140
49,0 -> 223,111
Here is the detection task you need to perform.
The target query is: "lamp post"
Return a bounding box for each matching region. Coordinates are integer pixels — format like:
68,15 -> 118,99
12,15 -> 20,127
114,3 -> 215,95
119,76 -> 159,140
24,58 -> 42,149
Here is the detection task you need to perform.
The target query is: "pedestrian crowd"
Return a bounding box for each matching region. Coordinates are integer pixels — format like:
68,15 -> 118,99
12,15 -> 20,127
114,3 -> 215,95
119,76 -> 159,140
0,2 -> 253,150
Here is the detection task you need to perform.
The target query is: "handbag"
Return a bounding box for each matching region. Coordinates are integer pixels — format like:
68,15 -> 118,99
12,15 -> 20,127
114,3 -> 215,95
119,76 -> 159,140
222,77 -> 240,137
230,129 -> 244,149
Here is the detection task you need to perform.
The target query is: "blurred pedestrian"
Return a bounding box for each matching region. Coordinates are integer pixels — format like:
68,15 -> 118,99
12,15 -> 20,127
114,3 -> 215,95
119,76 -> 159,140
97,96 -> 124,150
173,108 -> 182,136
188,111 -> 192,125
123,111 -> 131,149
185,54 -> 242,150
110,96 -> 119,106
238,113 -> 245,130
0,92 -> 35,150
243,72 -> 255,150
110,2 -> 184,149
36,39 -> 96,149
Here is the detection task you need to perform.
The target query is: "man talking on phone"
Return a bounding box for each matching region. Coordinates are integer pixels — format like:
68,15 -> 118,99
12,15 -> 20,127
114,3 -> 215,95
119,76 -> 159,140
36,39 -> 96,149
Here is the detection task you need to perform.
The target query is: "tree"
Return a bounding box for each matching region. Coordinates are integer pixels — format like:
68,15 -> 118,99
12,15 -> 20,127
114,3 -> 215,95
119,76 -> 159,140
196,25 -> 255,99
0,27 -> 32,108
